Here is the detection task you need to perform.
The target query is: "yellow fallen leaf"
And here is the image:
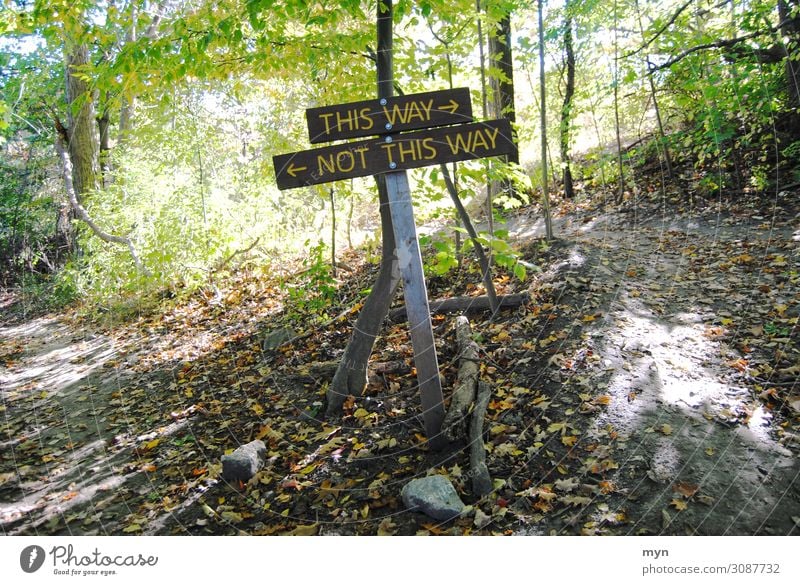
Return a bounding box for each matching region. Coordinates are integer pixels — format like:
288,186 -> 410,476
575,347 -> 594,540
660,424 -> 672,436
670,498 -> 688,511
123,523 -> 142,533
221,511 -> 243,523
144,438 -> 160,450
283,523 -> 319,536
251,403 -> 264,416
561,435 -> 578,447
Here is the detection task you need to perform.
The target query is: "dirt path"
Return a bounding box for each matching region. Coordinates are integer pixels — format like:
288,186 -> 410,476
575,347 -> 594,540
500,203 -> 800,534
1,201 -> 798,536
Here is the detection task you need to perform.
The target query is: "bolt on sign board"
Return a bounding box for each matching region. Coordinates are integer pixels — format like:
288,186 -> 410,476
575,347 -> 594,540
274,119 -> 515,190
306,87 -> 473,143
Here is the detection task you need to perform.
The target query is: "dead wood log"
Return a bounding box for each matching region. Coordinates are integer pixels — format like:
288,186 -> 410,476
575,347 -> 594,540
469,381 -> 493,496
442,316 -> 480,442
388,293 -> 529,323
303,360 -> 410,380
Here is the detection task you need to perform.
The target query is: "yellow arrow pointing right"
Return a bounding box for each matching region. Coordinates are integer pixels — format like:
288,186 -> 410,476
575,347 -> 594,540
438,99 -> 459,114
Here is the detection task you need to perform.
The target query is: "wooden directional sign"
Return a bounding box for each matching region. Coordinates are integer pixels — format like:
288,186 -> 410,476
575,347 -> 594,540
306,88 -> 473,144
274,119 -> 515,190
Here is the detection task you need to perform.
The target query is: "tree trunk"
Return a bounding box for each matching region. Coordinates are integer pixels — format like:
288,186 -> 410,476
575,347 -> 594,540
559,3 -> 576,199
98,90 -> 111,186
65,42 -> 100,202
476,0 -> 495,241
326,0 -> 401,415
538,0 -> 553,240
440,164 -> 499,314
634,0 -> 674,182
489,12 -> 520,201
612,0 -> 626,202
119,97 -> 135,143
779,0 -> 800,136
489,15 -> 517,147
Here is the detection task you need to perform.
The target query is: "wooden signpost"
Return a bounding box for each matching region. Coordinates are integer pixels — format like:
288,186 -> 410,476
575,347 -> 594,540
273,88 -> 517,443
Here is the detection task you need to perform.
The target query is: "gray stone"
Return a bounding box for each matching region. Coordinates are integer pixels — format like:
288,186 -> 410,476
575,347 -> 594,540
221,440 -> 267,483
262,327 -> 296,350
401,475 -> 465,521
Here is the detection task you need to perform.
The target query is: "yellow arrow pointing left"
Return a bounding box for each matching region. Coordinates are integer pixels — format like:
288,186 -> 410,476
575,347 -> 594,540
287,163 -> 308,177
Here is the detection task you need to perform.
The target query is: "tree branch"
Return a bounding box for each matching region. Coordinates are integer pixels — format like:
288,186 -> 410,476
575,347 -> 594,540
650,20 -> 789,72
54,131 -> 150,276
623,0 -> 693,59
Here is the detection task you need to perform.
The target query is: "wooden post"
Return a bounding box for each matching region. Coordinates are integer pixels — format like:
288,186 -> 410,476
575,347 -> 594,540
385,171 -> 446,447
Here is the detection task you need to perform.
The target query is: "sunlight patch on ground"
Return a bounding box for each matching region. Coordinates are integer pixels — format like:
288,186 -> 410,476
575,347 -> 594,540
589,308 -> 778,450
0,318 -> 117,398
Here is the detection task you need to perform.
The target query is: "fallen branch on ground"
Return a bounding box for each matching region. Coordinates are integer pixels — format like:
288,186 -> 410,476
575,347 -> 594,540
388,293 -> 529,323
469,381 -> 493,496
442,316 -> 480,442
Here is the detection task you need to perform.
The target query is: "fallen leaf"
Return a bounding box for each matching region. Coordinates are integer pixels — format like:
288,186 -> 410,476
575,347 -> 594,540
672,481 -> 699,498
420,522 -> 447,535
598,480 -> 616,494
659,424 -> 673,436
473,508 -> 492,530
221,511 -> 243,523
554,477 -> 579,492
560,495 -> 591,507
377,518 -> 398,536
144,438 -> 160,450
283,523 -> 319,536
670,498 -> 688,511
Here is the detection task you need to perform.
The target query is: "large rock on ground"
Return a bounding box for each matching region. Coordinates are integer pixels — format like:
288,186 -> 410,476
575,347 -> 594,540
221,440 -> 267,483
401,475 -> 465,521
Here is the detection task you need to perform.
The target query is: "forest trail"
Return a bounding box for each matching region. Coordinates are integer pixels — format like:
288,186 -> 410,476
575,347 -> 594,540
499,202 -> 800,534
1,199 -> 798,535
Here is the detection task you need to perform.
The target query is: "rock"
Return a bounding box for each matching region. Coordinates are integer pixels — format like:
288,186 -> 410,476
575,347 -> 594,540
401,475 -> 465,521
262,327 -> 296,350
221,440 -> 267,483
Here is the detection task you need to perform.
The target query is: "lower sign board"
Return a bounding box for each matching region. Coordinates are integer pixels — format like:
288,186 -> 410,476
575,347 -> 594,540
273,119 -> 515,190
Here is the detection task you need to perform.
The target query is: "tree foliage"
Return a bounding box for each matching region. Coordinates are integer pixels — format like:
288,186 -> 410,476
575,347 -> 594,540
0,0 -> 797,306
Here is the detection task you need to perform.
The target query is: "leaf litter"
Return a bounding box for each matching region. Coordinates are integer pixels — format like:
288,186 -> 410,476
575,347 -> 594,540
1,190 -> 799,536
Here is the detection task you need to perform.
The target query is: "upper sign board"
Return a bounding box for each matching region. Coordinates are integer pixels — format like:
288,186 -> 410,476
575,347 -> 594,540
306,88 -> 473,143
274,119 -> 515,190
